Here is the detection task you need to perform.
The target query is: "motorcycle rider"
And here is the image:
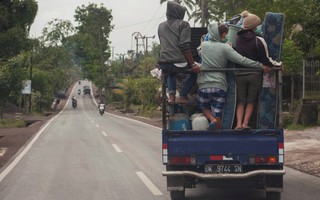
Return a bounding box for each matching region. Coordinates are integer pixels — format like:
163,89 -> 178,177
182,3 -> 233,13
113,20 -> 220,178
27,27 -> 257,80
72,96 -> 77,108
98,99 -> 105,114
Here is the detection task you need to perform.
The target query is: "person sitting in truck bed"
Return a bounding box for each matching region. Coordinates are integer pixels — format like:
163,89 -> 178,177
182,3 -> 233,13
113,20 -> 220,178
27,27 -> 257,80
197,22 -> 271,130
157,1 -> 200,105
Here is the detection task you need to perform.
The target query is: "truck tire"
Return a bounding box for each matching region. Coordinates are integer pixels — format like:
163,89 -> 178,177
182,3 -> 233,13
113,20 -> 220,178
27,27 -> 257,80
266,191 -> 281,200
170,190 -> 185,200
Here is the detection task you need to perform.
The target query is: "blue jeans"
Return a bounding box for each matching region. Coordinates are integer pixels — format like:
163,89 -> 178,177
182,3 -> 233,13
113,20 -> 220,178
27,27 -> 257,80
159,63 -> 197,97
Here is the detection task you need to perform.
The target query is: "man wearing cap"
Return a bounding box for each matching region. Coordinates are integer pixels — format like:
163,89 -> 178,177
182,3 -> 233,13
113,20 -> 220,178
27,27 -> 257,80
234,13 -> 275,131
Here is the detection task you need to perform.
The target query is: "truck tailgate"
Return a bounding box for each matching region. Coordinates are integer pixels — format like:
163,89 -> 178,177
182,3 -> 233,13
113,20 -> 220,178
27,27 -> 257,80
167,130 -> 283,157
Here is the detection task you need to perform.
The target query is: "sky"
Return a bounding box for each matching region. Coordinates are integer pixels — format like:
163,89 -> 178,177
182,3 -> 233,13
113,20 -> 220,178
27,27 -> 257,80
30,0 -> 168,57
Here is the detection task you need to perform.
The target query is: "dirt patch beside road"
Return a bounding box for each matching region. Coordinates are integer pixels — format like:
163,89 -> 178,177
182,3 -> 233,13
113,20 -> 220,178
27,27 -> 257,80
284,127 -> 320,177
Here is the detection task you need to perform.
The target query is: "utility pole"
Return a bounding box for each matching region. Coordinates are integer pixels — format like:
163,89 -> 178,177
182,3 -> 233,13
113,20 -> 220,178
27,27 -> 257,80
116,54 -> 125,77
111,46 -> 115,60
143,35 -> 155,56
142,35 -> 155,76
29,48 -> 33,114
132,32 -> 144,59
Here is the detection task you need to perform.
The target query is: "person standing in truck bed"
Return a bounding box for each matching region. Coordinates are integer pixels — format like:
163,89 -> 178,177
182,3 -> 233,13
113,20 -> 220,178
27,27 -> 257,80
234,13 -> 281,131
157,1 -> 200,105
197,22 -> 270,130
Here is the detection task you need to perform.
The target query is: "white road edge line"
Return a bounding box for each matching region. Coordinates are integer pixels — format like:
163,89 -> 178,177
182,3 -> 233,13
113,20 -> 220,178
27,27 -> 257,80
0,106 -> 60,182
101,131 -> 108,137
112,144 -> 123,153
0,83 -> 78,183
136,171 -> 163,196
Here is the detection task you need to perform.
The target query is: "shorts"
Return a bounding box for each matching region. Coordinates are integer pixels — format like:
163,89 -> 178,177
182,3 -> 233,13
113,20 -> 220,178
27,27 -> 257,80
236,74 -> 262,105
198,88 -> 226,118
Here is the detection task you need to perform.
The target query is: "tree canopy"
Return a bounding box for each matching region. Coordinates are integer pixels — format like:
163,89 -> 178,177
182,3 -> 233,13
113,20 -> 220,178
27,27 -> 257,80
73,3 -> 113,88
0,0 -> 38,117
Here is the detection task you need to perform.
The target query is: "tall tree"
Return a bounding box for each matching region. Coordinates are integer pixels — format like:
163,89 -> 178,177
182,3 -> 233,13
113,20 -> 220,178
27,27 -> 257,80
41,19 -> 75,47
0,54 -> 28,117
0,0 -> 38,116
0,0 -> 38,60
73,3 -> 113,89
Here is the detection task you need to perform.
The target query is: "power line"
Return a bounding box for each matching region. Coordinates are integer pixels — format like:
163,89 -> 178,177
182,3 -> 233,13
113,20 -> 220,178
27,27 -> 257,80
140,5 -> 163,33
114,17 -> 165,30
145,13 -> 165,36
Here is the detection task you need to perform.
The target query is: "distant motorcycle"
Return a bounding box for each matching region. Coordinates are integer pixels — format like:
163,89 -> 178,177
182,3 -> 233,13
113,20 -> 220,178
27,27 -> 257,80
78,81 -> 81,85
72,97 -> 77,109
99,103 -> 105,116
78,89 -> 81,95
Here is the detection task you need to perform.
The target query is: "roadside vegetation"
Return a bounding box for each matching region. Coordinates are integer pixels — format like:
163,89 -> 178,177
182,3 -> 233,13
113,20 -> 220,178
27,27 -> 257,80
0,119 -> 25,128
1,0 -> 319,126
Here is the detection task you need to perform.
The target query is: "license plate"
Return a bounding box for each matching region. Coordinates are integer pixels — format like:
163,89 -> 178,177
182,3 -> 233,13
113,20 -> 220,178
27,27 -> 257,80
204,164 -> 243,174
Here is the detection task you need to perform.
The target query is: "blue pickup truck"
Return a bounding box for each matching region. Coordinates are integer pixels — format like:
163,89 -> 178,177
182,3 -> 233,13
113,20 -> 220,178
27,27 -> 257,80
161,69 -> 285,200
161,15 -> 285,199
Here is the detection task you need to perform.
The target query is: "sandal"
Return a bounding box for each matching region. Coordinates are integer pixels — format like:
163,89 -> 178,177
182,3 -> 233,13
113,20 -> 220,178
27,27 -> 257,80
242,125 -> 251,131
235,126 -> 243,131
168,94 -> 175,105
208,121 -> 217,130
176,96 -> 188,104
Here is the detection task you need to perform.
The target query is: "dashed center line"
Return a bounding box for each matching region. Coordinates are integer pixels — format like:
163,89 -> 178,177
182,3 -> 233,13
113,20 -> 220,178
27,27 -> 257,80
136,171 -> 163,196
112,144 -> 123,153
101,131 -> 108,137
0,148 -> 7,157
96,124 -> 100,128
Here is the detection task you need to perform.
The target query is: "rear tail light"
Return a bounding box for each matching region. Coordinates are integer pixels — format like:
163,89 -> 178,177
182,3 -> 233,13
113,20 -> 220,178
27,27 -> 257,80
250,156 -> 277,164
169,156 -> 196,165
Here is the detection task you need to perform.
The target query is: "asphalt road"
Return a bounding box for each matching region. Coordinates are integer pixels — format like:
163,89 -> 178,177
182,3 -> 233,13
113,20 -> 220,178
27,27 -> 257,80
0,81 -> 319,200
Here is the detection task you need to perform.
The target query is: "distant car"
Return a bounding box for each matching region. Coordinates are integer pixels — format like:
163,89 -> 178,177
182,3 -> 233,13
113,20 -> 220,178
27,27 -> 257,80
56,90 -> 66,99
83,88 -> 91,95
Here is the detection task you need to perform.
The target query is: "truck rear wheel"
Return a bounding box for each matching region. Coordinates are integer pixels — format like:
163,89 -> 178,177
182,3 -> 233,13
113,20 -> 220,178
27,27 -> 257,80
266,191 -> 281,200
170,190 -> 185,200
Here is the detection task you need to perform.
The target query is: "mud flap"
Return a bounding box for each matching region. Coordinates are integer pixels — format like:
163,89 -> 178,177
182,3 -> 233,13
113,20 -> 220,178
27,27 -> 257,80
266,175 -> 283,192
167,176 -> 185,191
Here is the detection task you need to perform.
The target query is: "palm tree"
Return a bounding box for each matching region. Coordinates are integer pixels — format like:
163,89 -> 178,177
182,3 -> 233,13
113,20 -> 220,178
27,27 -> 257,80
160,0 -> 218,27
192,0 -> 218,27
160,0 -> 196,22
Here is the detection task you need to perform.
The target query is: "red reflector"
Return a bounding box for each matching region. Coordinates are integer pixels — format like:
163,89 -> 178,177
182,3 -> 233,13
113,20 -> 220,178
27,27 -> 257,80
163,143 -> 167,149
170,157 -> 190,164
255,157 -> 265,164
268,156 -> 277,164
278,143 -> 284,149
210,155 -> 223,160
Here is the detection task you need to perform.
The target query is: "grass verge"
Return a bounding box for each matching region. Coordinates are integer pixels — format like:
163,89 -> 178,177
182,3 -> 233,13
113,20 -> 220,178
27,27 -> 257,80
0,119 -> 26,128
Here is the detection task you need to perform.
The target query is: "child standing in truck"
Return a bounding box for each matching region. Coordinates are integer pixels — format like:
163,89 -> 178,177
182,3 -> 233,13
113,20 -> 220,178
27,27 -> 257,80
197,23 -> 270,130
157,1 -> 200,105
